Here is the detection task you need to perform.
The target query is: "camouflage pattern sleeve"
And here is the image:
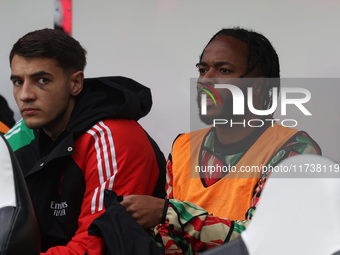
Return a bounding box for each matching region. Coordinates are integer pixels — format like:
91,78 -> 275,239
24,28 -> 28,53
154,199 -> 250,254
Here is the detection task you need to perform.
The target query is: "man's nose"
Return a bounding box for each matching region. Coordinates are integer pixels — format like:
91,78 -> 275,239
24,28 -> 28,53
199,69 -> 220,86
19,82 -> 36,102
201,68 -> 218,79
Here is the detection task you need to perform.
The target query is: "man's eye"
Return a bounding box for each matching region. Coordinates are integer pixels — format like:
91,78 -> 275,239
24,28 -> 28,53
12,80 -> 22,86
38,78 -> 49,85
220,68 -> 231,73
198,68 -> 207,74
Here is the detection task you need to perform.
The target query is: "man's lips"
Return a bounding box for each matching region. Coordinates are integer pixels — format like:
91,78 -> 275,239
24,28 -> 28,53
22,108 -> 39,115
199,92 -> 216,106
197,82 -> 223,106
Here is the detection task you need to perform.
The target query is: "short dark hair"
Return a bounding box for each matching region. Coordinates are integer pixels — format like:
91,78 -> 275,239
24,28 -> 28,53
200,27 -> 280,110
9,28 -> 87,76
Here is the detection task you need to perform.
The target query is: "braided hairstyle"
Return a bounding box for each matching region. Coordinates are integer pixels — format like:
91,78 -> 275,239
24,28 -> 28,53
200,27 -> 280,111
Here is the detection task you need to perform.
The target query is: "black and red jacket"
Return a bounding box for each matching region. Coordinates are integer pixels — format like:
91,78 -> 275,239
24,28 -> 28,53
6,76 -> 166,254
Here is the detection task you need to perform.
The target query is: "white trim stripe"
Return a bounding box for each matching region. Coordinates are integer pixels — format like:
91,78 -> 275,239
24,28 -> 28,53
93,124 -> 112,181
108,174 -> 116,194
87,129 -> 104,184
87,121 -> 118,213
98,182 -> 107,211
98,121 -> 118,190
4,127 -> 21,139
4,120 -> 23,139
10,119 -> 22,130
91,187 -> 99,214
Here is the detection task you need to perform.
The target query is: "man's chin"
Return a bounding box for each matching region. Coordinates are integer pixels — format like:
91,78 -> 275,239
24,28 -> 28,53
22,119 -> 42,130
198,114 -> 215,125
197,106 -> 221,125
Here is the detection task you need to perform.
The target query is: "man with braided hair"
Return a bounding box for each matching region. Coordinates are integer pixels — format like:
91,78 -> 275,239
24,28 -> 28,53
121,27 -> 321,254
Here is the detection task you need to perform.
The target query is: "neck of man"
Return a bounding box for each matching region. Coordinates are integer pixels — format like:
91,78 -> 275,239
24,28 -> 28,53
214,111 -> 263,145
43,98 -> 76,141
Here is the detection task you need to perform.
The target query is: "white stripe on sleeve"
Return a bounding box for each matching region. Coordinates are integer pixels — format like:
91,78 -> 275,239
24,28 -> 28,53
87,121 -> 118,213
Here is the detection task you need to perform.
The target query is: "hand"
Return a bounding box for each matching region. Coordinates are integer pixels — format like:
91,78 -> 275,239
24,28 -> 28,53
120,195 -> 165,229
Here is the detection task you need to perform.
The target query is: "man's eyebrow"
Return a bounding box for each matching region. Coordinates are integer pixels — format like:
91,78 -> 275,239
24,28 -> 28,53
196,62 -> 207,67
196,61 -> 236,68
10,74 -> 21,81
30,71 -> 54,78
10,71 -> 54,80
214,62 -> 236,68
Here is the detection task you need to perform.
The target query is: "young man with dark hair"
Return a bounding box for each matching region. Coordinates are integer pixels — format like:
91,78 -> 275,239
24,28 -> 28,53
121,27 -> 321,254
6,28 -> 165,254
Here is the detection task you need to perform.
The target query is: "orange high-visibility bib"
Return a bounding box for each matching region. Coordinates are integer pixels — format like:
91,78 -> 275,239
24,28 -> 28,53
172,123 -> 298,220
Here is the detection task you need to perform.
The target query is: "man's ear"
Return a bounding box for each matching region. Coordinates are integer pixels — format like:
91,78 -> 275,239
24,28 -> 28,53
70,71 -> 84,96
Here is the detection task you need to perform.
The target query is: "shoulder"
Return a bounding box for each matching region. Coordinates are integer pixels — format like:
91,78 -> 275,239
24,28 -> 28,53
263,123 -> 321,155
84,119 -> 146,141
267,129 -> 321,168
170,128 -> 212,159
75,119 -> 152,150
173,127 -> 211,146
5,119 -> 35,152
283,130 -> 322,156
270,123 -> 321,155
73,119 -> 158,166
264,123 -> 299,138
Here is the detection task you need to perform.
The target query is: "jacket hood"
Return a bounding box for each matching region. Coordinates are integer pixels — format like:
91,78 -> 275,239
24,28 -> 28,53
67,76 -> 152,133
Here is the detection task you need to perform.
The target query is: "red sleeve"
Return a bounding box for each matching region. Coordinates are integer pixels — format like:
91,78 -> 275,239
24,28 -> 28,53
42,119 -> 160,254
